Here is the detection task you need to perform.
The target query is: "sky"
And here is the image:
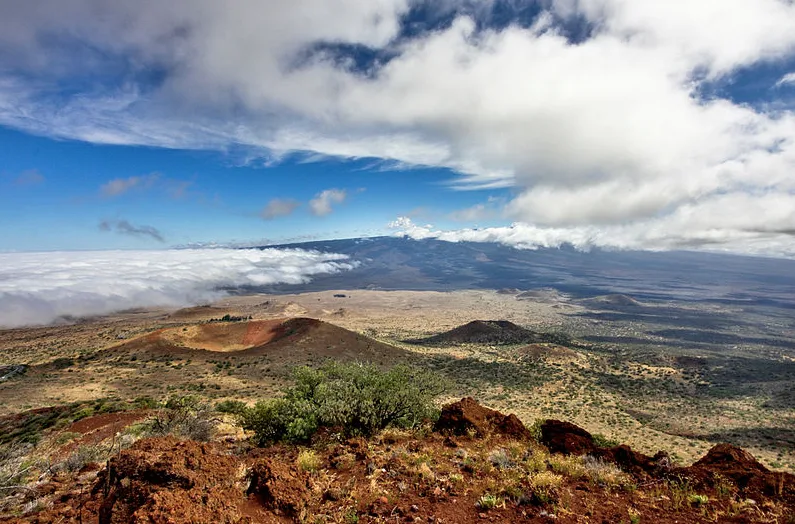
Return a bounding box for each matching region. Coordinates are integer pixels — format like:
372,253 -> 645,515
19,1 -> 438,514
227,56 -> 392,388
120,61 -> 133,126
1,0 -> 795,256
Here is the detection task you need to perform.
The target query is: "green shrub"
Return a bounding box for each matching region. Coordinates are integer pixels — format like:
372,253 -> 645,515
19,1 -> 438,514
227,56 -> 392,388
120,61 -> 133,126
215,400 -> 248,416
241,362 -> 448,445
592,433 -> 620,448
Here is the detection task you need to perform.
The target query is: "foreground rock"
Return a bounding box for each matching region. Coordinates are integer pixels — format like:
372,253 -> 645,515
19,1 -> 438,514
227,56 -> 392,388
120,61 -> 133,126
97,437 -> 246,523
687,443 -> 795,503
434,397 -> 533,439
540,419 -> 795,503
2,400 -> 793,523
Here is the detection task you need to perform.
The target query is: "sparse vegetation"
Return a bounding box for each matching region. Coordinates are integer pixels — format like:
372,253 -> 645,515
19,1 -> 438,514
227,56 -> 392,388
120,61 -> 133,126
476,493 -> 501,510
142,395 -> 217,441
297,450 -> 321,472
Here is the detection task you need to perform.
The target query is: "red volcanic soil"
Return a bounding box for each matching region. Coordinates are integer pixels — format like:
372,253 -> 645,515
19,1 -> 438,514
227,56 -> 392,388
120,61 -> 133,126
54,410 -> 150,460
5,399 -> 793,523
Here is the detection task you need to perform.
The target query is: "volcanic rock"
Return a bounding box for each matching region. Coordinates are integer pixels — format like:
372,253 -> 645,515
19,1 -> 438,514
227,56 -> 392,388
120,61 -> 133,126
434,397 -> 533,439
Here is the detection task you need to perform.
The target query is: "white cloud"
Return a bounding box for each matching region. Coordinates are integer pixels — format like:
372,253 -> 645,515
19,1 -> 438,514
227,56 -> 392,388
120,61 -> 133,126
776,72 -> 795,88
0,248 -> 357,328
389,202 -> 795,258
261,198 -> 300,220
1,2 -> 795,252
309,189 -> 347,216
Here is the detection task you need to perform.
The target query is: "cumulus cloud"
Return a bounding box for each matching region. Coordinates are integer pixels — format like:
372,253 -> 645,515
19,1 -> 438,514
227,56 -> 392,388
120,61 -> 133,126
99,219 -> 165,242
1,2 -> 795,253
0,248 -> 358,328
309,189 -> 347,216
260,198 -> 300,220
100,174 -> 159,197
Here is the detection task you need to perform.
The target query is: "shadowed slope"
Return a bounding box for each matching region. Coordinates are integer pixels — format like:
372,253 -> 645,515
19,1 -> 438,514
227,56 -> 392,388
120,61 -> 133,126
407,320 -> 574,347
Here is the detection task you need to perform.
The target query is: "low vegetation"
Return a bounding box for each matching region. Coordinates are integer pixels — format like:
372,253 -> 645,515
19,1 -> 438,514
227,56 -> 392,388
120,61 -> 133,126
240,361 -> 448,445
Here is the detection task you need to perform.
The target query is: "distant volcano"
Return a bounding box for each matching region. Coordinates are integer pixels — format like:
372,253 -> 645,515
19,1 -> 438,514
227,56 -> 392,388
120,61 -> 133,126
406,320 -> 574,346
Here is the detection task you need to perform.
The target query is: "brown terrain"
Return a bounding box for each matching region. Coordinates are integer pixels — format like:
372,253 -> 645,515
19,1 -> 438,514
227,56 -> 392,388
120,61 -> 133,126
1,398 -> 792,523
1,289 -> 794,522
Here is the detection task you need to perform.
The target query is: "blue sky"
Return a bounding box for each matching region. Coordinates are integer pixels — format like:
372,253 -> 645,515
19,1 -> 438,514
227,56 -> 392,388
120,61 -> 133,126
0,125 -> 510,251
1,0 -> 795,255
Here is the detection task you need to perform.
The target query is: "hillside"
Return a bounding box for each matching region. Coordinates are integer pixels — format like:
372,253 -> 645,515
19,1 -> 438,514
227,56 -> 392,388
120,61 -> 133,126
1,398 -> 792,523
407,320 -> 575,347
0,318 -> 412,417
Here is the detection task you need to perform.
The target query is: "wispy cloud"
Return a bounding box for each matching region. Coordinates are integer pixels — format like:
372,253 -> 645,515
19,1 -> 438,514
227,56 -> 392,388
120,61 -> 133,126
13,169 -> 45,186
775,72 -> 795,88
309,189 -> 347,216
99,219 -> 165,243
260,198 -> 300,220
100,173 -> 159,197
0,248 -> 358,328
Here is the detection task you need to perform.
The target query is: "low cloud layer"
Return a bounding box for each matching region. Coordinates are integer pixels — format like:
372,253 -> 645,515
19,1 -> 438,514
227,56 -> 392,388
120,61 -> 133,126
389,215 -> 795,258
0,248 -> 357,328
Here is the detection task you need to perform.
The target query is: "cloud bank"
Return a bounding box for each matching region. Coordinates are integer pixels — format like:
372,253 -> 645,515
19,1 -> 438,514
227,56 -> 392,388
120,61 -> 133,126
389,216 -> 795,258
0,248 -> 357,328
1,1 -> 795,254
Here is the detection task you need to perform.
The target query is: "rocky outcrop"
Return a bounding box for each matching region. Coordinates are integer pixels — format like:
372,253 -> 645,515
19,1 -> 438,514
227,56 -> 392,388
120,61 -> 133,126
434,397 -> 533,439
95,437 -> 246,524
682,443 -> 795,503
540,420 -> 671,477
246,458 -> 310,519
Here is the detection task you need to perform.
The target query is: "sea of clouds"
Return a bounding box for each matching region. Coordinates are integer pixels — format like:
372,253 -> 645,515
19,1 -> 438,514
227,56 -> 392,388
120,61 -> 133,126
0,248 -> 357,328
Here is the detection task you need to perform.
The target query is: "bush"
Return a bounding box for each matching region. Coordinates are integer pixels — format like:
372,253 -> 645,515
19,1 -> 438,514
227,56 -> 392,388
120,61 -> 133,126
216,400 -> 248,416
61,445 -> 108,472
144,395 -> 217,441
241,362 -> 448,445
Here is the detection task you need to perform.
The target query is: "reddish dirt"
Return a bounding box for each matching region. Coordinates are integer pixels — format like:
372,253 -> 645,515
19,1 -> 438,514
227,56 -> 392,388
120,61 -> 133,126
55,410 -> 150,459
3,399 -> 793,523
247,459 -> 310,519
95,437 -> 248,523
435,397 -> 534,439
